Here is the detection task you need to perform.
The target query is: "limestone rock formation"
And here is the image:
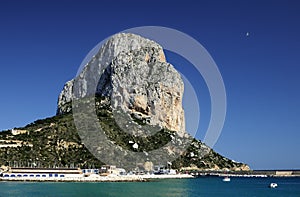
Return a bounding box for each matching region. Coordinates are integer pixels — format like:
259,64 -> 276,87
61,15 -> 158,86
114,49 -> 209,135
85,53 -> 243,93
0,33 -> 250,171
57,33 -> 185,133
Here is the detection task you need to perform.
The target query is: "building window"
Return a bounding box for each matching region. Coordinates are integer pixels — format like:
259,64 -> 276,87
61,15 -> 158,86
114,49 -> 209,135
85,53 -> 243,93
60,175 -> 65,177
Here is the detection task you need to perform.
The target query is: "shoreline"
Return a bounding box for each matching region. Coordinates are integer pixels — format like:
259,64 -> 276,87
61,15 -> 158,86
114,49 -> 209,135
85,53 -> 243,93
1,173 -> 300,183
0,174 -> 194,183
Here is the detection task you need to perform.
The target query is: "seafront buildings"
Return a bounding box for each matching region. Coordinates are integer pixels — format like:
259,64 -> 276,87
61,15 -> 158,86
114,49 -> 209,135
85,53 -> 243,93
0,165 -> 126,179
1,164 -> 298,182
0,163 -> 174,180
1,167 -> 83,179
0,164 -> 193,182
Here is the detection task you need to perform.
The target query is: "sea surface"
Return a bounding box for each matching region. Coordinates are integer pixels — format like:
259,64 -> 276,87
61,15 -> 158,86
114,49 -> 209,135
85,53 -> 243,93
0,177 -> 299,197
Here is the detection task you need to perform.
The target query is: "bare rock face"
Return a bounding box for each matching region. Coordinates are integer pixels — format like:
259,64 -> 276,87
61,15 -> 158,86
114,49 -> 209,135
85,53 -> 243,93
57,33 -> 185,133
57,80 -> 73,114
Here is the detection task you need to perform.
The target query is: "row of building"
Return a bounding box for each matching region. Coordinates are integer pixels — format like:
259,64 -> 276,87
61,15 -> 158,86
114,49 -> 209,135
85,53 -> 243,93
0,162 -> 178,180
0,165 -> 125,180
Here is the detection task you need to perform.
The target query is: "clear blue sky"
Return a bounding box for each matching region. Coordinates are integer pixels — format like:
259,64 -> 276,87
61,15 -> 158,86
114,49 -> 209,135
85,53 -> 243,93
1,0 -> 299,170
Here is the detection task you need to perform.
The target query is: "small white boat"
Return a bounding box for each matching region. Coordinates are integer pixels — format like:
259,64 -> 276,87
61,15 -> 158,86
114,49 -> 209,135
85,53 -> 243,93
269,183 -> 278,188
222,176 -> 230,182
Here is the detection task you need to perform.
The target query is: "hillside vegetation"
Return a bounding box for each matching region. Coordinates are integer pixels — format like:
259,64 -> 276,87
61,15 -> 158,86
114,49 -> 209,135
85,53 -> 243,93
0,100 -> 248,171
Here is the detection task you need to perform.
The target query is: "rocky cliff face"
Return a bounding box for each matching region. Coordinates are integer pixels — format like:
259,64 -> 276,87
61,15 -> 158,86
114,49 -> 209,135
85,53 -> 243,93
57,33 -> 185,133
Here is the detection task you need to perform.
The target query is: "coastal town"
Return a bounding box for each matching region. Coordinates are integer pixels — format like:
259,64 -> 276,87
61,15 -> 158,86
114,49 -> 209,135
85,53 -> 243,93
1,162 -> 299,182
0,164 -> 193,182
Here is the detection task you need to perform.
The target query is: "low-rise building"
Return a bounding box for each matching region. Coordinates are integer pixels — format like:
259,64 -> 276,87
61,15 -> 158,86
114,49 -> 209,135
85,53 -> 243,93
99,165 -> 126,176
0,167 -> 83,179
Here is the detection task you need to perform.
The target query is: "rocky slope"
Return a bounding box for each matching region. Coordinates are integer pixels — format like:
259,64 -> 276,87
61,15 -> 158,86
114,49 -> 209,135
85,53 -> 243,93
0,113 -> 249,171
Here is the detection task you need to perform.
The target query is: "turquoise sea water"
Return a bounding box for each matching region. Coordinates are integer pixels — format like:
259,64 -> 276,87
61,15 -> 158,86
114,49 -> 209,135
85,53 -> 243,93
0,177 -> 299,197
